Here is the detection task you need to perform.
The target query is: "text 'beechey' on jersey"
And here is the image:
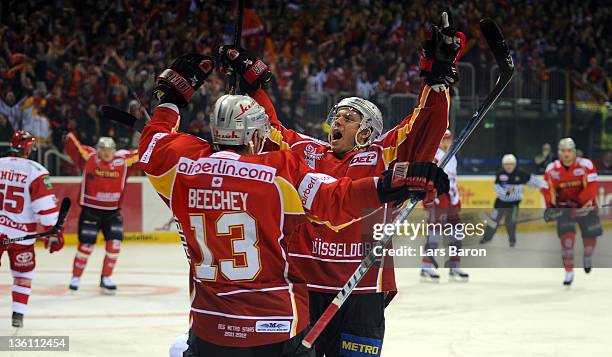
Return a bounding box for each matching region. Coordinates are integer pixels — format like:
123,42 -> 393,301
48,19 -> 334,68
188,188 -> 249,211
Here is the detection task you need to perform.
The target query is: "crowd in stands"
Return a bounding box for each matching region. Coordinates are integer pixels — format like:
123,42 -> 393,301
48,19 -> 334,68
0,0 -> 610,173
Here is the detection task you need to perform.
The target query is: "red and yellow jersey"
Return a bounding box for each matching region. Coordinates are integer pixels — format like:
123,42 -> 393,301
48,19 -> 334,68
138,103 -> 382,347
252,83 -> 449,294
0,157 -> 59,244
64,133 -> 139,210
541,158 -> 598,208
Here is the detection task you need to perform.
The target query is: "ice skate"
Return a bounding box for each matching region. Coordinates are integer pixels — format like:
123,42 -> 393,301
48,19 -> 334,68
69,276 -> 80,293
420,267 -> 440,282
12,312 -> 23,329
449,267 -> 469,281
100,276 -> 117,295
479,234 -> 494,245
563,271 -> 574,286
584,257 -> 592,274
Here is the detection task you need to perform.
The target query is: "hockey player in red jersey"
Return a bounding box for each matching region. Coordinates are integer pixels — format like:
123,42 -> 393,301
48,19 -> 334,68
420,130 -> 468,281
541,138 -> 601,286
139,53 -> 448,356
63,132 -> 139,293
0,131 -> 64,328
219,12 -> 464,356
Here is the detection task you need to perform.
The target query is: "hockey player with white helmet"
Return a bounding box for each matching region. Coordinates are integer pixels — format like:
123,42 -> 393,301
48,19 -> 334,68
219,11 -> 463,357
63,129 -> 140,294
479,153 -> 543,247
541,138 -> 602,285
325,96 -> 384,153
142,53 -> 446,356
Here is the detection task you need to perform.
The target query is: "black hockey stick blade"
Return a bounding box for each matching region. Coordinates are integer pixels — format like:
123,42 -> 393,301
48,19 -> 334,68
480,18 -> 514,74
100,105 -> 147,133
2,197 -> 72,245
54,197 -> 72,231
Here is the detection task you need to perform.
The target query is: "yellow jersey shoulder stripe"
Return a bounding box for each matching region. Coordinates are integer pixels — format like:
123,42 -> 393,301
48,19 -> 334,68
146,166 -> 177,199
268,127 -> 292,151
381,85 -> 435,167
274,176 -> 305,215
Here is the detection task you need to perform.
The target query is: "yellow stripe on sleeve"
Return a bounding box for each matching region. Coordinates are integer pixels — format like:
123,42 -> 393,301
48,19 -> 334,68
268,127 -> 292,151
70,133 -> 92,160
146,166 -> 177,199
126,154 -> 140,167
275,177 -> 305,215
381,85 -> 434,167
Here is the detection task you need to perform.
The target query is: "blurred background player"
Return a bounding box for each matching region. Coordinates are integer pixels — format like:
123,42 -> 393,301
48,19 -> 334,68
541,138 -> 601,286
421,130 -> 468,281
139,53 -> 438,356
218,12 -> 460,356
0,131 -> 64,328
63,133 -> 139,293
479,154 -> 543,247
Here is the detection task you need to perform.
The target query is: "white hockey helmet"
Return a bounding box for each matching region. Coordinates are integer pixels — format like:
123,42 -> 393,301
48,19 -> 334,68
326,97 -> 383,149
210,95 -> 271,153
502,154 -> 517,165
96,137 -> 116,151
558,137 -> 576,152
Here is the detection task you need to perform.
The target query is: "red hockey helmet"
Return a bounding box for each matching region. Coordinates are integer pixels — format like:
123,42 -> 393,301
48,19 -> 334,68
10,130 -> 37,156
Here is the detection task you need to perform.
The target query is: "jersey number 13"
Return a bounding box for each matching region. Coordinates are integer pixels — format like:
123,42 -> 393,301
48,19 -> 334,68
189,212 -> 262,282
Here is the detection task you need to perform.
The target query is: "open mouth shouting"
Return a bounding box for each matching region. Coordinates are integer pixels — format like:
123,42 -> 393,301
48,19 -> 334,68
331,128 -> 343,144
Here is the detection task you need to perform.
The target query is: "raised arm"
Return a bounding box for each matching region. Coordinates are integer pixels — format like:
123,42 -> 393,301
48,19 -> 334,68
375,12 -> 465,167
63,132 -> 94,170
374,83 -> 450,167
123,149 -> 141,175
139,51 -> 215,200
138,103 -> 213,201
219,46 -> 323,152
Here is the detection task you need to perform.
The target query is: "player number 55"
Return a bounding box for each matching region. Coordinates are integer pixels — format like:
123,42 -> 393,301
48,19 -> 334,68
0,184 -> 25,214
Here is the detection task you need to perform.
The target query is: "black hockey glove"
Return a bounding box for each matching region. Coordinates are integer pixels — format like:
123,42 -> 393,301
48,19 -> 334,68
419,12 -> 466,87
396,162 -> 449,195
377,169 -> 412,206
377,162 -> 449,206
218,45 -> 272,93
154,53 -> 214,107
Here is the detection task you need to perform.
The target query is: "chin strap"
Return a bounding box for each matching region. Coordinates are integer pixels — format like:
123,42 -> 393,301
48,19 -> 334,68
352,126 -> 373,151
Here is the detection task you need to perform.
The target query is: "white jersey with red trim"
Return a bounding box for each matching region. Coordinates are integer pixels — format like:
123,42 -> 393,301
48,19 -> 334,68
434,148 -> 459,205
0,157 -> 59,244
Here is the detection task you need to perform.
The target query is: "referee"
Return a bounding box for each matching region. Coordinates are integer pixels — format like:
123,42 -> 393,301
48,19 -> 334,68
480,154 -> 543,247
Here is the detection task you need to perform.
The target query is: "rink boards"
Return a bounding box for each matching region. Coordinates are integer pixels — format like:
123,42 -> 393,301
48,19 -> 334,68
48,176 -> 612,246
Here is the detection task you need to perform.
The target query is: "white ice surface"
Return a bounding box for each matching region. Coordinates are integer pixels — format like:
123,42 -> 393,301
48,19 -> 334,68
1,234 -> 611,356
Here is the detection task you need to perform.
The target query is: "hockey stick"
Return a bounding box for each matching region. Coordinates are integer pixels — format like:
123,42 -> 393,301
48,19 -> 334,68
228,0 -> 245,95
2,197 -> 72,245
302,18 -> 514,349
498,202 -> 612,226
103,64 -> 152,121
100,105 -> 148,133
